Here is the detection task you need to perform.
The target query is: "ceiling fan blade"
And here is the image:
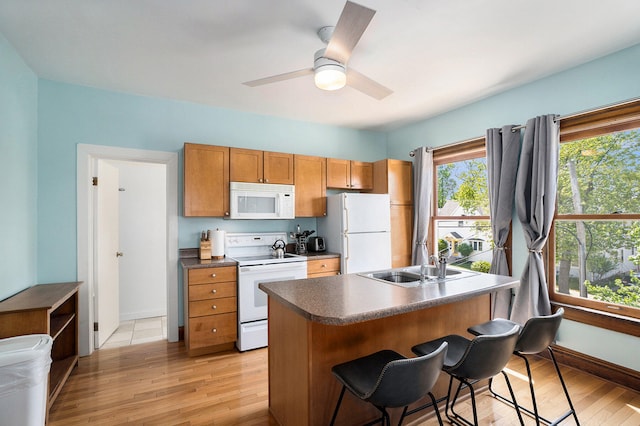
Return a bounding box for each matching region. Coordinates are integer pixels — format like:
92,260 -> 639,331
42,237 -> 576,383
324,1 -> 376,64
346,68 -> 393,100
243,68 -> 313,87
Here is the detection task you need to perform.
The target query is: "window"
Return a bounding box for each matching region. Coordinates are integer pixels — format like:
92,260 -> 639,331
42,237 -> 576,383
549,100 -> 640,323
432,139 -> 496,272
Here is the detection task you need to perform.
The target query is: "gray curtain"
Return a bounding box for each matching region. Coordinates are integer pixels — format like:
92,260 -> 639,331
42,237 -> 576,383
412,147 -> 434,265
511,115 -> 559,324
486,125 -> 521,318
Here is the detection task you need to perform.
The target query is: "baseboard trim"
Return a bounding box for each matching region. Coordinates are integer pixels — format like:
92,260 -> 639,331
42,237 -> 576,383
540,344 -> 640,392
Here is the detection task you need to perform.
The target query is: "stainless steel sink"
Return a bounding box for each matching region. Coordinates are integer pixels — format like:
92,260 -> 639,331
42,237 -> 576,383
360,265 -> 475,288
366,271 -> 422,283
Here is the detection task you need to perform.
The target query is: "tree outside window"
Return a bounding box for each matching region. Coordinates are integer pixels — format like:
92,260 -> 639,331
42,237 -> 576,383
552,128 -> 640,314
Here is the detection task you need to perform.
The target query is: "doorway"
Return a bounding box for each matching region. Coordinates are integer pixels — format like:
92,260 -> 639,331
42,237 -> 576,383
77,144 -> 179,356
98,159 -> 168,349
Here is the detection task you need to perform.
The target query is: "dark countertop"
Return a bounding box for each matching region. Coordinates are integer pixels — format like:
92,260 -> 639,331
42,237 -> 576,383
180,248 -> 338,269
301,252 -> 340,260
180,256 -> 237,269
259,267 -> 518,326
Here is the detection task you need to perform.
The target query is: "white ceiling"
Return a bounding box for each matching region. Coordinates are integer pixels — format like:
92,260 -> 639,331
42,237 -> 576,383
1,0 -> 640,131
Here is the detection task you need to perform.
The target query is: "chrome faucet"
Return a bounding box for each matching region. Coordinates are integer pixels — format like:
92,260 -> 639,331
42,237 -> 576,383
430,254 -> 447,279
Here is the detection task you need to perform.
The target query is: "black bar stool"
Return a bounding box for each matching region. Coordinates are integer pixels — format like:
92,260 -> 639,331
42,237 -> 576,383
329,342 -> 448,426
467,308 -> 580,425
412,325 -> 523,426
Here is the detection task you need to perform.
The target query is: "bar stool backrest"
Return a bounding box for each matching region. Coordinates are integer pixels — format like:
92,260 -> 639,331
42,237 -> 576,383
366,342 -> 448,408
516,308 -> 564,355
447,325 -> 519,381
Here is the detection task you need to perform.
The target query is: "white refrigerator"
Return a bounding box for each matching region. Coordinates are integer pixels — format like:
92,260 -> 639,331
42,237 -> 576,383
317,193 -> 392,274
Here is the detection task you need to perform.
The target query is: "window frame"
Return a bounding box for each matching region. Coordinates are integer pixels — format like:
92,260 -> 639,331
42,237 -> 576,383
548,99 -> 640,333
430,138 -> 511,272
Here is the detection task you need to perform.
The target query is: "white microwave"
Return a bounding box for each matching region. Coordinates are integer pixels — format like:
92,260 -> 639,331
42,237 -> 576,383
229,182 -> 295,219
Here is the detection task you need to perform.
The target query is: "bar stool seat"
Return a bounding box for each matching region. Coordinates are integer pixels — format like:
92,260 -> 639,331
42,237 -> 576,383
412,325 -> 523,426
467,308 -> 579,426
329,343 -> 447,426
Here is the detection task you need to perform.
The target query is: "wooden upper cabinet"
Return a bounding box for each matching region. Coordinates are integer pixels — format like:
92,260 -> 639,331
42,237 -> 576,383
184,143 -> 230,217
264,151 -> 294,184
350,161 -> 373,190
230,148 -> 294,184
326,158 -> 373,190
371,159 -> 413,205
294,155 -> 326,217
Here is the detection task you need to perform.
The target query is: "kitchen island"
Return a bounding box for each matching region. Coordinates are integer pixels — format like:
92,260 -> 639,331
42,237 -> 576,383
259,269 -> 519,426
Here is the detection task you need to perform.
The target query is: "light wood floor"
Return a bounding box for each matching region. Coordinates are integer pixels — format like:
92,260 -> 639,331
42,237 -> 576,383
49,340 -> 640,425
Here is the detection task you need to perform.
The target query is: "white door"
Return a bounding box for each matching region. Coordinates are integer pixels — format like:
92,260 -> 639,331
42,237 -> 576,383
94,160 -> 120,348
343,232 -> 392,274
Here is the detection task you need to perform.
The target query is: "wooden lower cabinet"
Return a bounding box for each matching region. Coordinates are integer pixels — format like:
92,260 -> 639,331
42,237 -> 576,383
307,257 -> 340,278
268,294 -> 491,426
184,266 -> 237,356
0,282 -> 80,419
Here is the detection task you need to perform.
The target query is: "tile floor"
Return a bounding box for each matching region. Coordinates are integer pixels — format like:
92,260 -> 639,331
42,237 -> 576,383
101,316 -> 167,349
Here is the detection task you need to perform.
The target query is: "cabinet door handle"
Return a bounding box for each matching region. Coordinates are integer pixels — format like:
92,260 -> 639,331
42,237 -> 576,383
211,289 -> 217,294
265,179 -> 269,183
212,305 -> 217,310
210,273 -> 216,278
321,264 -> 327,268
211,328 -> 217,333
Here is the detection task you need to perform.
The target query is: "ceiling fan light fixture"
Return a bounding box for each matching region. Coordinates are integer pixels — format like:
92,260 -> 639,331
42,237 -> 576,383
314,63 -> 346,91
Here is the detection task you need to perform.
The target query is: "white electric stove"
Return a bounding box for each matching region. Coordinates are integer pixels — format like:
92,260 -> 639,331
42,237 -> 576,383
225,232 -> 307,351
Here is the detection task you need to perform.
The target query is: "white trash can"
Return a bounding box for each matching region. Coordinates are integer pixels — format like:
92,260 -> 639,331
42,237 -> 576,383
0,334 -> 53,426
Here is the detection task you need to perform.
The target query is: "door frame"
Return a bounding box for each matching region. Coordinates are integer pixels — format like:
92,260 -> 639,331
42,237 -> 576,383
77,144 -> 179,356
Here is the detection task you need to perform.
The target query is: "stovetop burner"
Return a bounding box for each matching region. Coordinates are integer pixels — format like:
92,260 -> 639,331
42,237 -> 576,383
225,232 -> 307,266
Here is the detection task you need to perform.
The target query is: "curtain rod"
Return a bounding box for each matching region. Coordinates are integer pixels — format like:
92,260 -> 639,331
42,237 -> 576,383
409,95 -> 640,157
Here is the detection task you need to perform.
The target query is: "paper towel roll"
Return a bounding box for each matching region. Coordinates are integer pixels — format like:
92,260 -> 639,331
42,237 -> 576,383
211,228 -> 225,259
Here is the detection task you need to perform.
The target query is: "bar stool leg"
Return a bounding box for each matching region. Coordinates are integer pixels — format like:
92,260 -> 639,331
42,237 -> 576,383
330,385 -> 347,426
548,347 -> 580,426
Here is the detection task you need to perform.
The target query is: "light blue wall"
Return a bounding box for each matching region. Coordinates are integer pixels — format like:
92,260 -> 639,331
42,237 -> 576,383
386,42 -> 640,371
0,34 -> 38,300
36,80 -> 387,282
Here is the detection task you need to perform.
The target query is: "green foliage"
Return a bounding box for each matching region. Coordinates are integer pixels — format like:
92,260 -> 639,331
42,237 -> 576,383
454,160 -> 488,215
555,130 -> 640,310
556,131 -> 640,263
471,260 -> 491,273
587,254 -> 617,281
585,279 -> 640,308
437,164 -> 456,209
457,243 -> 473,257
438,239 -> 448,254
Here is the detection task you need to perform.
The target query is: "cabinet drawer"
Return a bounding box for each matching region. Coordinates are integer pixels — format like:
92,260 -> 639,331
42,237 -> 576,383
188,313 -> 237,349
189,297 -> 237,318
307,257 -> 340,275
189,281 -> 236,301
188,266 -> 236,284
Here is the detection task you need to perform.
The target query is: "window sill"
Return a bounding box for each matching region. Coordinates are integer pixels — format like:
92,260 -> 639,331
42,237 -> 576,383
552,302 -> 640,338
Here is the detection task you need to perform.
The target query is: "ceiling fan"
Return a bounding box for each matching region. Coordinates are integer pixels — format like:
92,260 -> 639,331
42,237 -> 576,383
242,1 -> 393,100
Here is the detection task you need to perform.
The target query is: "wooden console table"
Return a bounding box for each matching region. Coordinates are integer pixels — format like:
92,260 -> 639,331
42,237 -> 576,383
0,282 -> 81,415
